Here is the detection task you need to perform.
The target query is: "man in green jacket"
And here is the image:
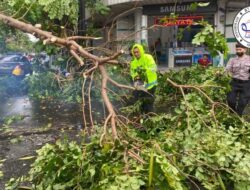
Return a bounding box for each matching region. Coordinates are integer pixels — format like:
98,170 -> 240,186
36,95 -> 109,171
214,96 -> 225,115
130,43 -> 158,113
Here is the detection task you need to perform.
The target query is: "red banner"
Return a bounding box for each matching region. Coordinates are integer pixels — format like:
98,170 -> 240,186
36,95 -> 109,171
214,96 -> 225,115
154,16 -> 203,26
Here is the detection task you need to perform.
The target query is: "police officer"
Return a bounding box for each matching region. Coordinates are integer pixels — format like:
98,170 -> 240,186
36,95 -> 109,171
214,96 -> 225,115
130,43 -> 158,113
226,43 -> 250,116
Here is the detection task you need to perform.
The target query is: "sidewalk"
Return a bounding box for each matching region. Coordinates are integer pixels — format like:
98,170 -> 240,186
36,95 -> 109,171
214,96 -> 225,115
157,64 -> 168,73
157,64 -> 186,73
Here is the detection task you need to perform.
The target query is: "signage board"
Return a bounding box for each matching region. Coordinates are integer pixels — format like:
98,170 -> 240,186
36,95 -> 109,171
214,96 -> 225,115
143,1 -> 217,16
154,16 -> 203,26
174,55 -> 192,67
233,6 -> 250,48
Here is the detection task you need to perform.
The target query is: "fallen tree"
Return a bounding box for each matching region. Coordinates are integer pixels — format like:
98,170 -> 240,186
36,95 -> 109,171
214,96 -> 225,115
2,7 -> 250,190
0,12 -> 136,140
4,66 -> 250,190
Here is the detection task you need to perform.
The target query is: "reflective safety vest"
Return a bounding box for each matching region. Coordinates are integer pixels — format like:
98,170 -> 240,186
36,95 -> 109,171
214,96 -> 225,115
130,44 -> 158,90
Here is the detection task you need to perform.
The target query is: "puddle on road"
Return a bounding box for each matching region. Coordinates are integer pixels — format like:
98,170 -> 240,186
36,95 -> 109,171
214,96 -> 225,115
0,96 -> 83,127
0,96 -> 32,116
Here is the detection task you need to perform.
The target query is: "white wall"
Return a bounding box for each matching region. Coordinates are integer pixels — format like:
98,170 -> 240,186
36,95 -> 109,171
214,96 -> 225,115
214,0 -> 226,33
116,15 -> 135,51
116,16 -> 134,40
225,11 -> 238,54
225,11 -> 237,38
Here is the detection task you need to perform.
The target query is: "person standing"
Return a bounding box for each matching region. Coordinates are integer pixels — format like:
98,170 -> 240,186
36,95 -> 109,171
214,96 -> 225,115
130,43 -> 158,113
154,38 -> 162,64
226,43 -> 250,116
198,54 -> 212,68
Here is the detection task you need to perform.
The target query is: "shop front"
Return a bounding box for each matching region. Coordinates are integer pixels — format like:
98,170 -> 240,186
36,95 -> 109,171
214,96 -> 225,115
143,0 -> 218,68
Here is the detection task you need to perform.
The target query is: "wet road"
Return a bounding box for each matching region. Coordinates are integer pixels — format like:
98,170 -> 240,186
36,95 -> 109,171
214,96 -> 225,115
0,95 -> 84,189
0,96 -> 83,127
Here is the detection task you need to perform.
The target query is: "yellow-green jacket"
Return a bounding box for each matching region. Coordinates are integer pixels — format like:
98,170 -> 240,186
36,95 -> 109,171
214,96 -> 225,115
130,44 -> 158,90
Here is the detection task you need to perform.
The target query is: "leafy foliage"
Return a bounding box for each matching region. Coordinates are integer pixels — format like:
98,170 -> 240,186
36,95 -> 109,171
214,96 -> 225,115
0,3 -> 35,53
25,72 -> 61,100
142,66 -> 250,189
12,133 -> 146,190
26,64 -> 131,104
25,71 -> 84,103
192,22 -> 229,57
38,0 -> 78,25
3,0 -> 110,35
0,0 -> 110,55
6,0 -> 78,30
5,31 -> 35,53
6,129 -> 185,190
86,0 -> 110,17
156,65 -> 231,104
61,76 -> 83,103
7,66 -> 250,190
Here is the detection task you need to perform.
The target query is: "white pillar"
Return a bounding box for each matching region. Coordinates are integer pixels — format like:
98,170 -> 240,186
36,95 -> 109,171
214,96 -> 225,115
168,48 -> 174,68
141,14 -> 148,46
214,0 -> 226,66
215,0 -> 226,34
134,8 -> 142,43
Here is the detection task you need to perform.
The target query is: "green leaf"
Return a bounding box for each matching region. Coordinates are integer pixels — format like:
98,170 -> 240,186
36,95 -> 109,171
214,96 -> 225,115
148,150 -> 154,187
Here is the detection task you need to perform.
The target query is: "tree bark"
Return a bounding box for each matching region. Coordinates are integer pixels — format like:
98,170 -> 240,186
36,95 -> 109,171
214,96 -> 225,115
99,65 -> 118,139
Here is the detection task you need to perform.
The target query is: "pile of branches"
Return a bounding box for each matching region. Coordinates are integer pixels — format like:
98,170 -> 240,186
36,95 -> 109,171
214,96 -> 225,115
5,66 -> 250,190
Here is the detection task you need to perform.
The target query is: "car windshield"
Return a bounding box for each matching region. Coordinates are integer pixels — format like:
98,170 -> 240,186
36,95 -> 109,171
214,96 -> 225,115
1,55 -> 20,62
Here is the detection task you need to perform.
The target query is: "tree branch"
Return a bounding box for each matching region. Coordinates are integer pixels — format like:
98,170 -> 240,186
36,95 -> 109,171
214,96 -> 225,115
70,50 -> 84,66
88,72 -> 95,129
108,77 -> 135,91
0,12 -> 131,141
99,65 -> 118,139
67,36 -> 102,41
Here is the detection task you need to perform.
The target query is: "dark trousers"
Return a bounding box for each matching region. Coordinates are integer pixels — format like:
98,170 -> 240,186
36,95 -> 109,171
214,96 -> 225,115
227,79 -> 250,116
133,86 -> 156,114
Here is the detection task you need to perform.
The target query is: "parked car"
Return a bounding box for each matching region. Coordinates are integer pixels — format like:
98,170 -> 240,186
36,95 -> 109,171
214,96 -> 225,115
0,54 -> 32,76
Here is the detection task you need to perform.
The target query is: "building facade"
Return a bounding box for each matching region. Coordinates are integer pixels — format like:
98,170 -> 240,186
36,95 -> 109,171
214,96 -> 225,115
97,0 -> 250,67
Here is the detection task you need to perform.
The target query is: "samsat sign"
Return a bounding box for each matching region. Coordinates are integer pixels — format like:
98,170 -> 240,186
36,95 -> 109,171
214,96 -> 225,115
154,16 -> 203,26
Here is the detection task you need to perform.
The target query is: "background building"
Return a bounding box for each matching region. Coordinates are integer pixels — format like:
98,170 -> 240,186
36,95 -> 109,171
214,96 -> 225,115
90,0 -> 250,67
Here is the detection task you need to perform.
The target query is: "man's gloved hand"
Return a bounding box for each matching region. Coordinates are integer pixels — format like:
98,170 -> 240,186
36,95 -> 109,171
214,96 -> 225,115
134,75 -> 140,80
133,79 -> 147,91
133,79 -> 143,87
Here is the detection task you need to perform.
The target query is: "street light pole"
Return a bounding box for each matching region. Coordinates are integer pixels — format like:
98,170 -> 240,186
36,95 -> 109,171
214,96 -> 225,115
78,0 -> 86,36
